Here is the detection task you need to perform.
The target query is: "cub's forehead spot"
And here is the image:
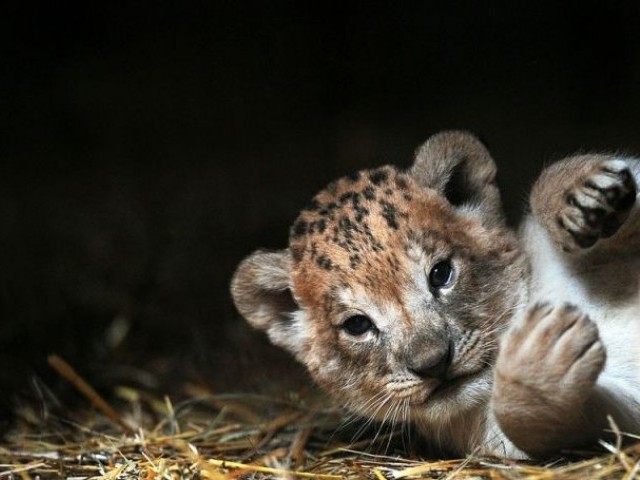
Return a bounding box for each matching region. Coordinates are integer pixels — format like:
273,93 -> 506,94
288,166 -> 421,268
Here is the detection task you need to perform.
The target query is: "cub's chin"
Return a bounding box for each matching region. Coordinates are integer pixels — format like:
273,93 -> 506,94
414,368 -> 493,421
348,367 -> 493,427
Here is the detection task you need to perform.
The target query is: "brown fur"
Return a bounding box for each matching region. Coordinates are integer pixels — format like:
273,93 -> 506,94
232,131 -> 528,455
493,304 -> 606,455
491,153 -> 640,457
531,154 -> 636,253
287,164 -> 523,408
231,132 -> 640,458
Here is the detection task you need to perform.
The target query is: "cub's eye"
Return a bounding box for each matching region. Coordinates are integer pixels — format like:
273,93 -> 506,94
428,260 -> 454,289
342,315 -> 375,336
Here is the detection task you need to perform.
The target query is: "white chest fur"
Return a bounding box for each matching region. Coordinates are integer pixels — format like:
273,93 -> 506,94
522,207 -> 640,393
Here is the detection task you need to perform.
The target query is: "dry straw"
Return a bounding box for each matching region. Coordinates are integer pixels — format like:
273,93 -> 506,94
2,355 -> 640,479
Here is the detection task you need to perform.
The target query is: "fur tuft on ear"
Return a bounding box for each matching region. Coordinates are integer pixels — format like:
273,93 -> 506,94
231,249 -> 306,356
231,249 -> 294,329
410,130 -> 504,224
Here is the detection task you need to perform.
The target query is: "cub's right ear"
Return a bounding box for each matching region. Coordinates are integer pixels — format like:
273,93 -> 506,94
410,130 -> 504,226
230,249 -> 304,356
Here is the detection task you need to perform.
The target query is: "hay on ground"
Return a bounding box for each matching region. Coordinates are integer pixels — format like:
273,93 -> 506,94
2,356 -> 640,479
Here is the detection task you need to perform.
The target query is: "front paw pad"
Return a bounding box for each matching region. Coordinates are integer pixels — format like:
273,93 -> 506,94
497,303 -> 606,397
557,160 -> 636,250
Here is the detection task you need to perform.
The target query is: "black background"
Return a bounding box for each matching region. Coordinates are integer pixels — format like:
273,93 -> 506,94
2,1 -> 640,416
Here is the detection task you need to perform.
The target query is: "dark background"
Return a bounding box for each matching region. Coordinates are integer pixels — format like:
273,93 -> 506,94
2,1 -> 640,417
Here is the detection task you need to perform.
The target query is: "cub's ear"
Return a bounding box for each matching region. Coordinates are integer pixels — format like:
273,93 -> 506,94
230,249 -> 305,356
410,130 -> 504,224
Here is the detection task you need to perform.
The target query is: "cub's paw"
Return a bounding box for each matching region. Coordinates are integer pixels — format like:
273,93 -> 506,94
556,159 -> 636,251
493,304 -> 607,455
494,303 -> 606,413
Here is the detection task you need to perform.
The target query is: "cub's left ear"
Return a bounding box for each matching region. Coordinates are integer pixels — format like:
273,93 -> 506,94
230,249 -> 306,358
410,130 -> 504,225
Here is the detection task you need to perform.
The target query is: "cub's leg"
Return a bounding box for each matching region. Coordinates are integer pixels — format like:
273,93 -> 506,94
496,154 -> 640,457
492,304 -> 608,456
530,155 -> 637,253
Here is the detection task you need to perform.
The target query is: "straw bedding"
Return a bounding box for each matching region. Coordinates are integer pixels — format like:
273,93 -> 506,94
2,356 -> 639,480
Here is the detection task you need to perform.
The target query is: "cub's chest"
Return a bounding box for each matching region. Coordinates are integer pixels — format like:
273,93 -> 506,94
524,213 -> 639,306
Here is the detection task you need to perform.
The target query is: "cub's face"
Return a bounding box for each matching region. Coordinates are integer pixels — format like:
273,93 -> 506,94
232,132 -> 527,426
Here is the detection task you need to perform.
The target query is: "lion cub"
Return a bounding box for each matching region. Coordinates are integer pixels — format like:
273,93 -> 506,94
231,131 -> 640,458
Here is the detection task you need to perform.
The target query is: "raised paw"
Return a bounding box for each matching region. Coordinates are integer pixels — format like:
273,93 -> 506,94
493,303 -> 608,455
498,303 -> 605,390
495,303 -> 606,420
556,159 -> 636,251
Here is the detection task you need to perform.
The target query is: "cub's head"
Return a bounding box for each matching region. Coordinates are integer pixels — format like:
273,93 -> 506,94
231,131 -> 526,428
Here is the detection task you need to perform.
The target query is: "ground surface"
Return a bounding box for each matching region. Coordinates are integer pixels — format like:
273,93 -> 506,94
3,361 -> 640,480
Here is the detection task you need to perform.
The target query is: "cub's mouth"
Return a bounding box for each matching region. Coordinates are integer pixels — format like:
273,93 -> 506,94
432,372 -> 478,398
413,367 -> 490,406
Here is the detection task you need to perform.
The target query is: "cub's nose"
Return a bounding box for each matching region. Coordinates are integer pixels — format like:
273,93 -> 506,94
408,343 -> 453,380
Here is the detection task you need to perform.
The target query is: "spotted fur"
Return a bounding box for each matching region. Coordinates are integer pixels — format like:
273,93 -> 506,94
231,131 -> 640,458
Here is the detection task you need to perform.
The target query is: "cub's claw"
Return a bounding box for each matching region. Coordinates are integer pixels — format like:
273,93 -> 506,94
556,159 -> 636,250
